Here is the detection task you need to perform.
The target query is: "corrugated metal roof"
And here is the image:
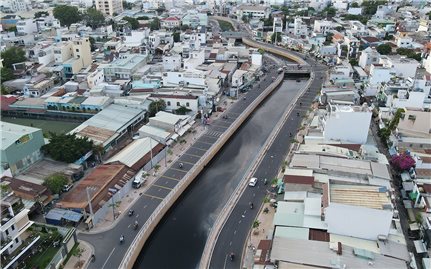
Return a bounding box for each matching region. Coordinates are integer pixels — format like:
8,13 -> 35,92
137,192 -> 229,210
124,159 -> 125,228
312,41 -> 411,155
106,137 -> 159,168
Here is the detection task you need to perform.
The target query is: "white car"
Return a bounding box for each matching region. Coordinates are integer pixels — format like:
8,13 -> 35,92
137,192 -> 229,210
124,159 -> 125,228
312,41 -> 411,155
248,177 -> 258,187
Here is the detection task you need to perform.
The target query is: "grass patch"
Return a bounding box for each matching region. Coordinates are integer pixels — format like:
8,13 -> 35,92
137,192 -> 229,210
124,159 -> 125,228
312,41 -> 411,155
25,246 -> 60,269
62,243 -> 79,266
217,20 -> 233,31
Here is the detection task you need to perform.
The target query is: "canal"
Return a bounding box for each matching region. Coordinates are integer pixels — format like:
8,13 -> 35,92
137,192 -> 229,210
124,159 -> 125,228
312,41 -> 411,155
134,78 -> 307,269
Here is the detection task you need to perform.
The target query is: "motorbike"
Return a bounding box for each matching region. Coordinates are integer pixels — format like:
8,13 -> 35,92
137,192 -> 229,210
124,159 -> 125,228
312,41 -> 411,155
134,222 -> 139,230
230,253 -> 235,261
120,235 -> 124,244
264,178 -> 268,185
179,163 -> 183,169
250,203 -> 254,209
128,210 -> 134,216
91,255 -> 95,262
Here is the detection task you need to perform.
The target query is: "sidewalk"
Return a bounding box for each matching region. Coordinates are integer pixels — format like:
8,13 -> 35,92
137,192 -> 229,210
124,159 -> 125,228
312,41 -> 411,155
63,240 -> 93,269
79,94 -> 239,234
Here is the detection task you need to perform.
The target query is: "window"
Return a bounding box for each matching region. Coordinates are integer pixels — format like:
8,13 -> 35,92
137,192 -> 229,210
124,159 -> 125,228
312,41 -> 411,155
177,102 -> 180,106
76,49 -> 79,52
186,102 -> 189,107
167,101 -> 171,106
15,238 -> 19,243
11,225 -> 15,231
5,230 -> 9,236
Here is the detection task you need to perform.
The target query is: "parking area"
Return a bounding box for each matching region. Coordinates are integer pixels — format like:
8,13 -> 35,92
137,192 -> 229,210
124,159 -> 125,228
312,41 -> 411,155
15,159 -> 72,185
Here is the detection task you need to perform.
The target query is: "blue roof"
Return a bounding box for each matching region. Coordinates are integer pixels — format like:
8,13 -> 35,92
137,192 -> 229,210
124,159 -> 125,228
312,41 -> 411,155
45,208 -> 83,223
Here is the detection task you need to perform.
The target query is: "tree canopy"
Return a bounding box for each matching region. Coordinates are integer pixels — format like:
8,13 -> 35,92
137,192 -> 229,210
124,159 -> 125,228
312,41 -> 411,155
34,11 -> 49,18
148,99 -> 166,117
376,43 -> 391,55
122,1 -> 134,9
41,133 -> 94,163
53,5 -> 81,26
150,17 -> 160,31
271,32 -> 281,43
396,48 -> 421,61
44,173 -> 69,194
1,47 -> 26,68
83,8 -> 105,29
123,16 -> 139,30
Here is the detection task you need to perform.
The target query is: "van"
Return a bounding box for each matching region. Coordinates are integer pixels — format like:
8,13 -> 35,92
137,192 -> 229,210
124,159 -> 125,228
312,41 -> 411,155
248,177 -> 258,187
132,169 -> 147,188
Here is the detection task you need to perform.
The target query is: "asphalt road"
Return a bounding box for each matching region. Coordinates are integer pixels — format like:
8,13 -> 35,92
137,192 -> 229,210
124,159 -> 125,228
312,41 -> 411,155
133,77 -> 314,268
210,62 -> 326,269
78,57 -> 282,269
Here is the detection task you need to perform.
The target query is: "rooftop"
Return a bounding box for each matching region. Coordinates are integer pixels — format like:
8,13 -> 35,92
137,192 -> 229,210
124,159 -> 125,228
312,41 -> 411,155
329,184 -> 392,210
106,137 -> 159,168
150,111 -> 189,126
0,122 -> 42,151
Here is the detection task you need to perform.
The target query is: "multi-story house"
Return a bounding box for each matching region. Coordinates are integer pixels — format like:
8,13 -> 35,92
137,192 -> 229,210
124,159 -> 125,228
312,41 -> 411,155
160,17 -> 181,30
313,20 -> 332,35
235,5 -> 270,20
96,0 -> 123,16
359,47 -> 380,70
103,54 -> 148,81
56,37 -> 92,80
0,193 -> 34,268
16,19 -> 37,35
23,74 -> 54,97
182,11 -> 208,28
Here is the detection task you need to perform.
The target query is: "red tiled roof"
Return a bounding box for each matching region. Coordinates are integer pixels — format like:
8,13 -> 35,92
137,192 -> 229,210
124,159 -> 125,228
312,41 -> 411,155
361,36 -> 380,43
131,88 -> 154,93
162,17 -> 179,21
309,229 -> 330,242
327,144 -> 361,152
0,96 -> 17,111
283,175 -> 314,185
255,240 -> 272,265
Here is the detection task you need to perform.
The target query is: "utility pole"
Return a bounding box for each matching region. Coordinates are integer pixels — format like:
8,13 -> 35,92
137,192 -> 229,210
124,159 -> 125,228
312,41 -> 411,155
111,195 -> 116,221
86,187 -> 94,227
149,138 -> 153,167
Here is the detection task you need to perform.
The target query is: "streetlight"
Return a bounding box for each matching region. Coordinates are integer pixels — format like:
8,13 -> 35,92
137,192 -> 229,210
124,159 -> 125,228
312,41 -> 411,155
86,186 -> 96,228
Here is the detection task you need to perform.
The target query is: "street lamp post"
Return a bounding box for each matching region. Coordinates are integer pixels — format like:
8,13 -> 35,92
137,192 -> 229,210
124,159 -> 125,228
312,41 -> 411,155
86,187 -> 95,228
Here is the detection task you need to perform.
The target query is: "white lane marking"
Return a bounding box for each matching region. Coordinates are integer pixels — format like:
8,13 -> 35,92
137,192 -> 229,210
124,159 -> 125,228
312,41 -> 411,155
101,247 -> 115,269
136,214 -> 139,218
143,205 -> 147,209
128,224 -> 131,228
234,230 -> 237,235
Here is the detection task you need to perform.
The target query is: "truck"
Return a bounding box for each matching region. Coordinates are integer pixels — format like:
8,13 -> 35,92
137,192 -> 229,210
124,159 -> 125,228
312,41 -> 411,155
132,169 -> 147,188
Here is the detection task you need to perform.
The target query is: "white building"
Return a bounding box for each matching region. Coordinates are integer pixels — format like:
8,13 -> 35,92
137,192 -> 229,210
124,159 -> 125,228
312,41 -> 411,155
332,0 -> 349,10
396,35 -> 413,48
313,20 -> 332,35
162,70 -> 206,87
150,93 -> 199,113
160,17 -> 181,29
380,56 -> 419,78
2,0 -> 29,12
236,5 -> 270,20
163,53 -> 182,71
16,19 -> 37,35
424,54 -> 431,74
309,0 -> 331,11
293,17 -> 308,37
323,103 -> 372,144
251,52 -> 262,66
0,193 -> 34,261
124,31 -> 148,47
358,47 -> 380,70
369,64 -> 392,86
87,65 -> 105,89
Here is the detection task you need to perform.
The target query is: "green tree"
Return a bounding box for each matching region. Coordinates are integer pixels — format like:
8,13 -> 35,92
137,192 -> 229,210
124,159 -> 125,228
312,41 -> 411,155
1,85 -> 11,94
148,99 -> 166,117
173,31 -> 180,42
44,173 -> 69,194
180,24 -> 190,31
122,1 -> 134,9
271,32 -> 281,43
136,16 -> 149,20
150,17 -> 160,30
83,8 -> 105,29
383,33 -> 393,40
362,0 -> 387,15
350,2 -> 359,8
88,36 -> 96,51
123,16 -> 139,29
324,32 -> 334,45
156,4 -> 166,14
262,14 -> 273,26
349,58 -> 358,66
1,67 -> 15,82
7,26 -> 17,32
242,15 -> 249,23
34,11 -> 49,18
41,133 -> 94,163
1,47 -> 26,68
53,5 -> 81,26
71,246 -> 84,263
323,7 -> 337,18
376,43 -> 391,55
175,106 -> 191,115
396,48 -> 421,61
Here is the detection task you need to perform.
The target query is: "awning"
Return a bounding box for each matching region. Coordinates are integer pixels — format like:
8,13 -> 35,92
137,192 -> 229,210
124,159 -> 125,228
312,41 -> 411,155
414,240 -> 427,253
171,133 -> 179,141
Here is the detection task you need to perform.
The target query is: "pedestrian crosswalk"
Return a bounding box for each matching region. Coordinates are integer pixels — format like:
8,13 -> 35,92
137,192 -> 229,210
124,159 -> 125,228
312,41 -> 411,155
205,130 -> 223,138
